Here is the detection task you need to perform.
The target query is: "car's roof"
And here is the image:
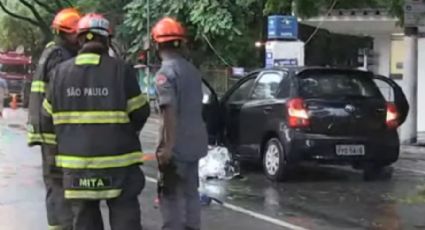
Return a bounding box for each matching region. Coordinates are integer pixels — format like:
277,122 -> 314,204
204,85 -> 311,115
251,66 -> 374,75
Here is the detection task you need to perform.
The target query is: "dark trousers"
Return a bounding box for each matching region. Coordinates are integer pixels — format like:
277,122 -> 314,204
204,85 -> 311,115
160,161 -> 201,230
41,145 -> 73,230
70,166 -> 145,230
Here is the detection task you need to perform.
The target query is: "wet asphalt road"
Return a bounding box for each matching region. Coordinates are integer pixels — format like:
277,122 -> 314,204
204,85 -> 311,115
1,109 -> 425,230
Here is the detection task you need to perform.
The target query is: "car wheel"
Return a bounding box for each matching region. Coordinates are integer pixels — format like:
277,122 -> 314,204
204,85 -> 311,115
263,138 -> 289,181
363,164 -> 393,181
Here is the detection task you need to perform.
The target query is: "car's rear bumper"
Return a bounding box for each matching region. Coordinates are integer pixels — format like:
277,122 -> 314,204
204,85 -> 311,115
283,130 -> 400,165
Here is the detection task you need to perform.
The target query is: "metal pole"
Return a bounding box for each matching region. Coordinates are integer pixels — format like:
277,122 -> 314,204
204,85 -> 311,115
400,27 -> 418,144
146,0 -> 151,102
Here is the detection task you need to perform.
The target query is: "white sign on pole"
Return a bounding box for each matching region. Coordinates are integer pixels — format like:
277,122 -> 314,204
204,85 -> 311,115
404,0 -> 425,27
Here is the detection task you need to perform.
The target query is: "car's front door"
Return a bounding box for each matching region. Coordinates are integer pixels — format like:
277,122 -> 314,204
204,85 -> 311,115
221,75 -> 257,153
373,75 -> 409,126
201,80 -> 221,144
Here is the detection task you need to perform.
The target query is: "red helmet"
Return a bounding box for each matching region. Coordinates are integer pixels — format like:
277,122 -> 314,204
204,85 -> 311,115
151,17 -> 186,43
77,13 -> 111,37
51,8 -> 82,34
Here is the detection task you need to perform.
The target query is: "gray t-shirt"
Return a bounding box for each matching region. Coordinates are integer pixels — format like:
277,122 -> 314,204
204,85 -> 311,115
155,52 -> 208,162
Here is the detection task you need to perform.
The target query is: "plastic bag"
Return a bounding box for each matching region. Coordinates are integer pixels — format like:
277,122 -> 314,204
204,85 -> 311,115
199,146 -> 240,180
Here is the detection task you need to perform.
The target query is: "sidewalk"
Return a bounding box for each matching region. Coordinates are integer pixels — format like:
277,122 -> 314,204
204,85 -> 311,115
401,132 -> 425,161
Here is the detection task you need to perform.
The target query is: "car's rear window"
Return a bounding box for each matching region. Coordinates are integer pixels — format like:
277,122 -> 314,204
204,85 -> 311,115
298,71 -> 383,99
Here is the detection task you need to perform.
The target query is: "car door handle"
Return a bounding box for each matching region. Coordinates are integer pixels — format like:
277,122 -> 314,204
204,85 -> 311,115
263,106 -> 273,113
376,108 -> 386,113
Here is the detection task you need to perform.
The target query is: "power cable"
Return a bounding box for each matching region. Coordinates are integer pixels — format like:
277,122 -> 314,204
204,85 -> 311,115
304,0 -> 338,45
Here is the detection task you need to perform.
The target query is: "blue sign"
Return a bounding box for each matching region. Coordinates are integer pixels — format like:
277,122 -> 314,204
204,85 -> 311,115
265,52 -> 274,67
267,15 -> 298,40
274,58 -> 298,67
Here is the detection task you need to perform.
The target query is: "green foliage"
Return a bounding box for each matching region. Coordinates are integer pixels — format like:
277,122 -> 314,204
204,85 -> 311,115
0,15 -> 44,56
0,0 -> 405,66
123,0 -> 265,66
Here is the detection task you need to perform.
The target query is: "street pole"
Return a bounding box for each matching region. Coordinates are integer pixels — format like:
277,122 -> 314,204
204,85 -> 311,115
146,0 -> 151,102
400,27 -> 418,144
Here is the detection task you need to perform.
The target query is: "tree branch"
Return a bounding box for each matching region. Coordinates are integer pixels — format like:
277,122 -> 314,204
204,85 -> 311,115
63,0 -> 73,7
53,0 -> 63,8
33,0 -> 56,14
0,1 -> 40,27
17,0 -> 50,31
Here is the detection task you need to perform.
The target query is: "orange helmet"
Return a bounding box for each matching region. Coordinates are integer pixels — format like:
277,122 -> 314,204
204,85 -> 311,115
151,17 -> 186,43
77,13 -> 111,37
51,8 -> 82,34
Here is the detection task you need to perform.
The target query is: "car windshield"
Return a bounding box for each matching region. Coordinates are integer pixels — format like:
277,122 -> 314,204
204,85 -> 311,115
0,63 -> 28,74
298,71 -> 383,99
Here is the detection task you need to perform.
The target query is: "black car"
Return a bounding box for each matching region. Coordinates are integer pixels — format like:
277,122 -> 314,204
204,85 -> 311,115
202,67 -> 407,181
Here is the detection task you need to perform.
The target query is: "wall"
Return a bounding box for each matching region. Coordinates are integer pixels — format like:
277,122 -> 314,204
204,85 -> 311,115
372,34 -> 391,77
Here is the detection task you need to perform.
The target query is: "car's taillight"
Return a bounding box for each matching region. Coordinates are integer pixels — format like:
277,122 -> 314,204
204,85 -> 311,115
386,102 -> 399,129
287,98 -> 310,128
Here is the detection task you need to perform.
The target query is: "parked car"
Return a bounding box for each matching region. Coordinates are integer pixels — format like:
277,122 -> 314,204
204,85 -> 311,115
202,67 -> 407,181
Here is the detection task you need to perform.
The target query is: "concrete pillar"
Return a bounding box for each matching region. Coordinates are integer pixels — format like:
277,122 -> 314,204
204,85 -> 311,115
400,35 -> 418,144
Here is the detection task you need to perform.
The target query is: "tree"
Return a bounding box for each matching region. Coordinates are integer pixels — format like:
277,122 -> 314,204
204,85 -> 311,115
0,14 -> 44,57
0,0 -> 130,59
123,0 -> 404,67
0,0 -> 74,44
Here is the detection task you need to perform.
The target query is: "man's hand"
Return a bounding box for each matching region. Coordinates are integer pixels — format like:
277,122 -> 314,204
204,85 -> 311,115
156,146 -> 172,170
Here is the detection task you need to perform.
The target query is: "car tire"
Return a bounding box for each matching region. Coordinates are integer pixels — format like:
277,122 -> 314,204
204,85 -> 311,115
363,164 -> 393,181
263,138 -> 290,182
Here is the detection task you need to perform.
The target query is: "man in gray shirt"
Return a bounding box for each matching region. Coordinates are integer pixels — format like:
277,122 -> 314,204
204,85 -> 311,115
152,17 -> 208,230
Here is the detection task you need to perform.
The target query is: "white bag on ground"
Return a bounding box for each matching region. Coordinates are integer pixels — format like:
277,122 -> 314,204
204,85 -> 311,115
199,146 -> 240,180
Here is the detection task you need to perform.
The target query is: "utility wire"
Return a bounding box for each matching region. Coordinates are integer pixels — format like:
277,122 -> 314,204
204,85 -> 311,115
304,0 -> 338,45
202,34 -> 232,66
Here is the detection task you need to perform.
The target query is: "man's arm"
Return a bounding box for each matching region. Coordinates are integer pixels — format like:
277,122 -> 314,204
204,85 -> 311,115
125,64 -> 150,132
155,70 -> 177,166
39,69 -> 56,145
27,48 -> 63,146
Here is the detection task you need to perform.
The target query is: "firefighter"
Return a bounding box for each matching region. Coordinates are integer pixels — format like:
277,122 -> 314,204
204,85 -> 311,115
27,8 -> 82,230
41,13 -> 150,230
152,17 -> 208,230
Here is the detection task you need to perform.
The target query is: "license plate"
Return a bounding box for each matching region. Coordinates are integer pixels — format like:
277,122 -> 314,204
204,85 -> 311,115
336,145 -> 365,156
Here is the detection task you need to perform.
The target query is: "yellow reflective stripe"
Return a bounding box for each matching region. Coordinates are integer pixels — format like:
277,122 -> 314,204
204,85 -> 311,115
27,132 -> 57,145
43,99 -> 53,115
75,53 -> 101,65
56,151 -> 144,169
48,225 -> 63,230
45,41 -> 55,48
31,80 -> 46,93
127,94 -> 148,113
52,111 -> 130,125
65,189 -> 122,199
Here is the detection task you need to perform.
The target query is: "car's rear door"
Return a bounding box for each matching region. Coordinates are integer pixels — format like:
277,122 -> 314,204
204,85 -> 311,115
373,75 -> 409,126
297,69 -> 387,136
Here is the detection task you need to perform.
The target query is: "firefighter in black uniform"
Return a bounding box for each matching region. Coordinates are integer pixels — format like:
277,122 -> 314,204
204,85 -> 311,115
41,13 -> 150,230
27,8 -> 82,230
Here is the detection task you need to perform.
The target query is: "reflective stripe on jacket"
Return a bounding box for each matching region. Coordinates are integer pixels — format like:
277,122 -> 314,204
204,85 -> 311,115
41,52 -> 150,200
27,41 -> 74,146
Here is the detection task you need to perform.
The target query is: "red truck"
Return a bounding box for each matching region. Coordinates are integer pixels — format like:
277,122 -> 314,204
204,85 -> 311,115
0,52 -> 32,107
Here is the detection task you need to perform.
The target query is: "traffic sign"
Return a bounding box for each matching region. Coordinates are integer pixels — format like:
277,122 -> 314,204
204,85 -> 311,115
404,0 -> 425,27
267,15 -> 298,40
